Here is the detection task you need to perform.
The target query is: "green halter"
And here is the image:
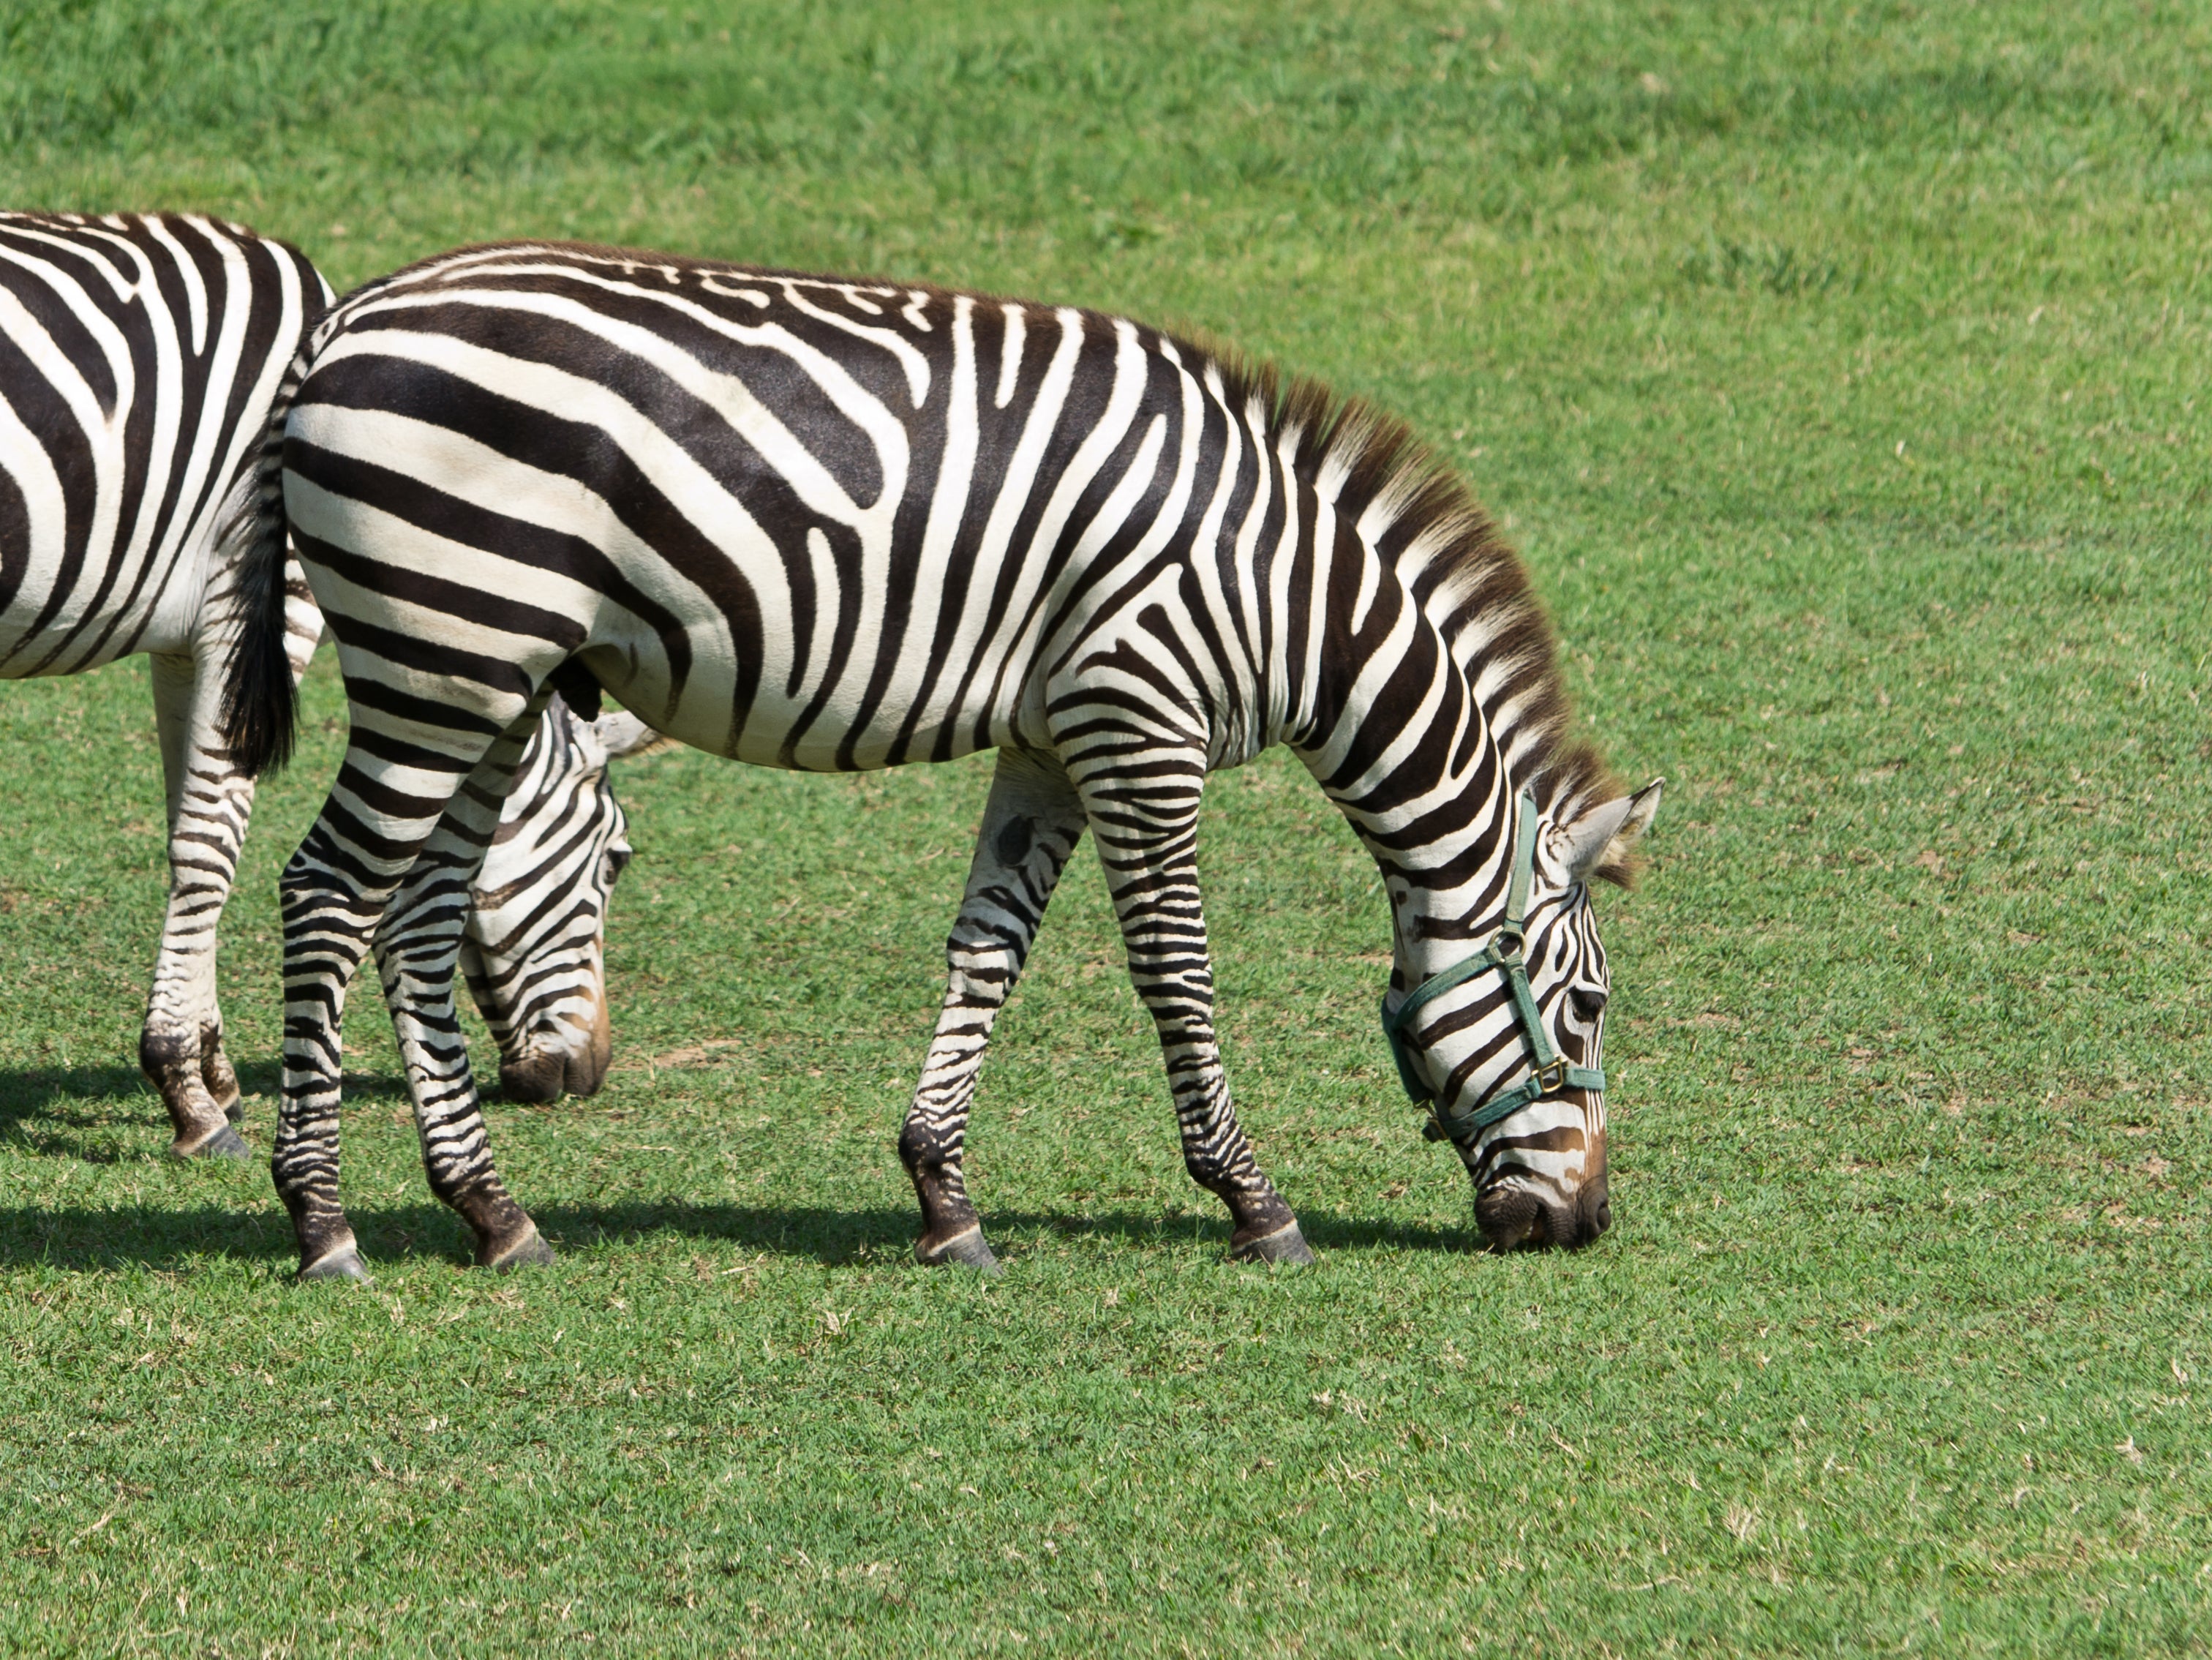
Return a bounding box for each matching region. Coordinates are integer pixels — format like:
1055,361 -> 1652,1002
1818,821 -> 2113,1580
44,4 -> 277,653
1378,790 -> 1605,1148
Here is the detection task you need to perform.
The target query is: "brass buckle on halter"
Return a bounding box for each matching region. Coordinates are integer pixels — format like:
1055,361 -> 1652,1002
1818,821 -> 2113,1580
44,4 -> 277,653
1533,1057 -> 1570,1095
1489,927 -> 1526,966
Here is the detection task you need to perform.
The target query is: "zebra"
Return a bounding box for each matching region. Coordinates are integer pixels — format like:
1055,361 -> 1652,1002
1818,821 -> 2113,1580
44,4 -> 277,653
462,702 -> 673,1102
219,241 -> 1660,1280
0,212 -> 646,1159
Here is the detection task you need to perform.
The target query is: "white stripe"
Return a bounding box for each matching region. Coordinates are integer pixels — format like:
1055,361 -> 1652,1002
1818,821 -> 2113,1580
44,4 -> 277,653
995,304 -> 1025,409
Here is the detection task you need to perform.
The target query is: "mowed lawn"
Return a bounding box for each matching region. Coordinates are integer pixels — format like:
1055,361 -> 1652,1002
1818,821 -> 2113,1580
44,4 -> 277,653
3,1 -> 2208,1653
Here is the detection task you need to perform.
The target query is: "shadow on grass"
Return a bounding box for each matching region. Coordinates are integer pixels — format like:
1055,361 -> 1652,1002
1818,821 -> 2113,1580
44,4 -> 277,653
0,1062 -> 438,1156
0,1060 -> 588,1143
1,1066 -> 1483,1269
0,1197 -> 1483,1274
0,1064 -> 160,1164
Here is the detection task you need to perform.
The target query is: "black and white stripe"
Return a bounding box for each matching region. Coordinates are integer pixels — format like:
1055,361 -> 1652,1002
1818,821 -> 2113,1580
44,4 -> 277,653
0,214 -> 642,1157
462,704 -> 671,1102
222,241 -> 1657,1277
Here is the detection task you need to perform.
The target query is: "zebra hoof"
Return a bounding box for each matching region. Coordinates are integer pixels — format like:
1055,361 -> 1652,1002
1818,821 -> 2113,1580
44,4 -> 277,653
1229,1221 -> 1316,1267
172,1122 -> 253,1161
482,1227 -> 557,1273
917,1225 -> 1002,1276
298,1244 -> 372,1282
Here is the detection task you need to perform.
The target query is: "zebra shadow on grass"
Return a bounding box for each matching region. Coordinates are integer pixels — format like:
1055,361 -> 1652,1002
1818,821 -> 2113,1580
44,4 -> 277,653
0,1060 -> 415,1165
0,1064 -> 163,1165
0,1194 -> 1485,1274
0,1063 -> 1485,1269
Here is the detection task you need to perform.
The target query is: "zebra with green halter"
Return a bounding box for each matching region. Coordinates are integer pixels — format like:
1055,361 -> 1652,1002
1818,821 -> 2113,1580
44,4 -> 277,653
219,241 -> 1658,1277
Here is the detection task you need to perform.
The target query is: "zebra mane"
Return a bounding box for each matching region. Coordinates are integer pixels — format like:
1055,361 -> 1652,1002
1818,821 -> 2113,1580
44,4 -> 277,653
1188,344 -> 1634,883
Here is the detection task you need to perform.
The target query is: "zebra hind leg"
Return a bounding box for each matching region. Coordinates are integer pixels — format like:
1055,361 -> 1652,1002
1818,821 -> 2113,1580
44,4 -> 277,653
143,565 -> 317,1157
900,748 -> 1087,1274
140,653 -> 254,1158
271,720 -> 532,1280
1067,749 -> 1315,1267
373,715 -> 557,1272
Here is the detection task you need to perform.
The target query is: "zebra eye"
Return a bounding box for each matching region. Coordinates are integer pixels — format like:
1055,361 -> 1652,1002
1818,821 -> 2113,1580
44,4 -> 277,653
601,842 -> 634,885
1568,985 -> 1607,1021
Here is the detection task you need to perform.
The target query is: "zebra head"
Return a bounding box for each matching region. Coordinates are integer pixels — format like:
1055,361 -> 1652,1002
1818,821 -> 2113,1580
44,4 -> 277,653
1387,782 -> 1662,1252
459,701 -> 674,1103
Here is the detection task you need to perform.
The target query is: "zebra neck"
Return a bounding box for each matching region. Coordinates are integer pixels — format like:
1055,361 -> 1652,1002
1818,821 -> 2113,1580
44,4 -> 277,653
1294,650 -> 1525,996
1380,800 -> 1526,998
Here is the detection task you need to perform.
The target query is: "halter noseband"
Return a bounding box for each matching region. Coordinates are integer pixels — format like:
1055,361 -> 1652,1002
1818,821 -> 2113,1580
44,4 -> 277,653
1378,790 -> 1605,1149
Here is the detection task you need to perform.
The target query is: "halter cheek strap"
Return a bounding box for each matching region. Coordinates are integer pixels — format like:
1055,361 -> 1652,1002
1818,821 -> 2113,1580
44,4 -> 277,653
1377,790 -> 1605,1148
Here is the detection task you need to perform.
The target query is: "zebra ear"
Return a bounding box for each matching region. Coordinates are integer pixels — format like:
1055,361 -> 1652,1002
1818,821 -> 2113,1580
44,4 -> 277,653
584,711 -> 682,767
1554,778 -> 1663,887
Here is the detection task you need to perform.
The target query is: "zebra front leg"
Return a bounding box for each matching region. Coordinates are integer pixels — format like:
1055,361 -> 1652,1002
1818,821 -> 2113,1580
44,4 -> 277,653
141,653 -> 254,1157
1068,751 -> 1314,1266
372,716 -> 555,1272
900,748 -> 1087,1271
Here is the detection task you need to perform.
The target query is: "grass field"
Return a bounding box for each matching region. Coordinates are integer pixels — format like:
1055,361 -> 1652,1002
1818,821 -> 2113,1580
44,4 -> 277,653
3,1 -> 2209,1652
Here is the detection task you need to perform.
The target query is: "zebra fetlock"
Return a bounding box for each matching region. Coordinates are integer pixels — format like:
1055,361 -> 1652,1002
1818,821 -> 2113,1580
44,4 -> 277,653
138,1026 -> 242,1159
198,1020 -> 244,1120
898,1124 -> 985,1263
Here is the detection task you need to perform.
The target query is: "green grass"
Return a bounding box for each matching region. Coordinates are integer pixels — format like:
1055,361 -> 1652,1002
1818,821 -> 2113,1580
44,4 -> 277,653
3,1 -> 2208,1653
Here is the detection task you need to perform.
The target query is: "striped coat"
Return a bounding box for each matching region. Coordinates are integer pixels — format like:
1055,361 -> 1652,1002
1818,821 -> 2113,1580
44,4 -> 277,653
224,243 -> 1658,1278
0,214 -> 647,1156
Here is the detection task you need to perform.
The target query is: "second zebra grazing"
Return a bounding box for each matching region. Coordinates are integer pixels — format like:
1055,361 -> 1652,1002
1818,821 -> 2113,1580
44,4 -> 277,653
0,214 -> 650,1160
222,242 -> 1659,1280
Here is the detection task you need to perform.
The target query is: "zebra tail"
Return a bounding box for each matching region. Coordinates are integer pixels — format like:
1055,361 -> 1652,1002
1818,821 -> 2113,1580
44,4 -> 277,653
216,346 -> 311,777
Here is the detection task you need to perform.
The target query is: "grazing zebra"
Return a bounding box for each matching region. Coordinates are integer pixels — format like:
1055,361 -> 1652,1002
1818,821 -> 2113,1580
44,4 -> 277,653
222,241 -> 1659,1280
462,702 -> 672,1102
0,213 -> 644,1159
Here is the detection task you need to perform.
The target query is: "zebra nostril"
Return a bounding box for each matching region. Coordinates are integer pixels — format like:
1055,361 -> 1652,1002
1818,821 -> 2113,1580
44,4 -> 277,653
1584,1173 -> 1613,1240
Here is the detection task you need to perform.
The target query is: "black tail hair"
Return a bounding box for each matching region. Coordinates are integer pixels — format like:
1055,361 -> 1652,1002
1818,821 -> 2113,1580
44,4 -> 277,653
216,343 -> 312,777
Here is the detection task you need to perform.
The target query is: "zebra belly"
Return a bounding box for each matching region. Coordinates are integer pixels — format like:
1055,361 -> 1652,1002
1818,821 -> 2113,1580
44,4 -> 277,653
577,631 -> 1028,774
